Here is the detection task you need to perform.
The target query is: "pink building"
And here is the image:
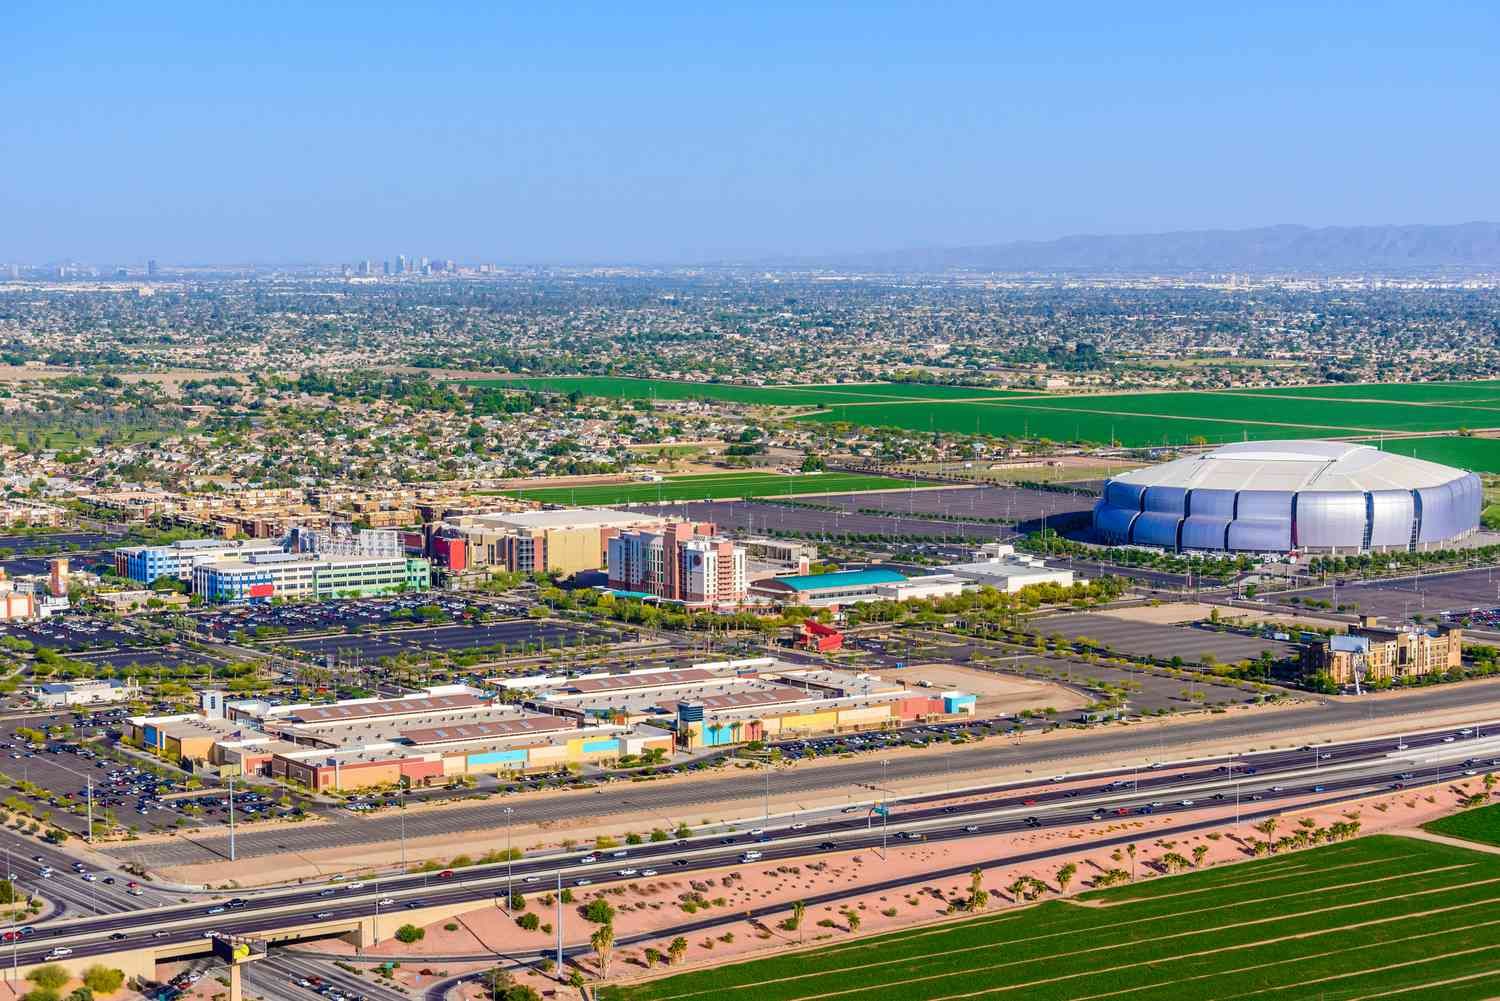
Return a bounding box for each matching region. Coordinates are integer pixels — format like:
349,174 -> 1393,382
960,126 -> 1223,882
607,521 -> 747,608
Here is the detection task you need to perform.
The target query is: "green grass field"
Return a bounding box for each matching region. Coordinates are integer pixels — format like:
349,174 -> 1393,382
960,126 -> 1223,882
494,471 -> 928,505
606,835 -> 1500,1001
473,375 -> 1500,463
1424,802 -> 1500,847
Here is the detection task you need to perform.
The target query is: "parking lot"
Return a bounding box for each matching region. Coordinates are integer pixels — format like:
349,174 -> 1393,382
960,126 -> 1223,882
1028,611 -> 1298,667
71,645 -> 225,673
192,594 -> 517,639
0,616 -> 146,652
0,532 -> 116,555
273,617 -> 614,663
1270,566 -> 1500,627
632,499 -> 1014,541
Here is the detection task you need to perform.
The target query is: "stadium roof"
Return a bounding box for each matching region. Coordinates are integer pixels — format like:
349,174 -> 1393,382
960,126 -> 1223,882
1109,440 -> 1469,492
759,568 -> 907,592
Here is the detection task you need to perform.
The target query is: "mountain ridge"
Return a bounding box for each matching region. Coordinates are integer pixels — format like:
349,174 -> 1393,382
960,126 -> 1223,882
816,222 -> 1500,273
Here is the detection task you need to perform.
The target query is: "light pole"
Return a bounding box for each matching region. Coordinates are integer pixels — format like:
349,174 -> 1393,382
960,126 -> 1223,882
86,778 -> 93,844
228,777 -> 236,862
373,878 -> 381,944
555,867 -> 565,981
504,806 -> 514,913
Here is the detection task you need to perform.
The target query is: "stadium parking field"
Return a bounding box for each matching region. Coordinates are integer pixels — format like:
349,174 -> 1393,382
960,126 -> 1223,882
1268,567 -> 1500,626
1029,611 -> 1297,666
498,471 -> 931,506
630,499 -> 1019,541
606,835 -> 1500,1001
801,485 -> 1095,524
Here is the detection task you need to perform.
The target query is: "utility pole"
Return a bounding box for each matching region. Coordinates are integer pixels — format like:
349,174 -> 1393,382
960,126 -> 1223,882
86,778 -> 94,844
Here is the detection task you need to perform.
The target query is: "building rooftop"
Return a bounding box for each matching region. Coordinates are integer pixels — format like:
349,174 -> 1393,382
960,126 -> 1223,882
401,714 -> 576,746
286,693 -> 485,725
758,568 -> 907,592
1110,440 -> 1471,492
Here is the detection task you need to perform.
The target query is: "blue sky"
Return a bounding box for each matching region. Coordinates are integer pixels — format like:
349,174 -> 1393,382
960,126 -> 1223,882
4,1 -> 1497,264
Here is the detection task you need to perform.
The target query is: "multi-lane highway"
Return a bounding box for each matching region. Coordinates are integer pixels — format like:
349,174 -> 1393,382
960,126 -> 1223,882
13,721 -> 1499,971
110,682 -> 1500,868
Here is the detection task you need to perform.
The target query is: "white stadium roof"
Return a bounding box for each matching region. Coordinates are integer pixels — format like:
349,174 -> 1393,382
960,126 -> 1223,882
1109,440 -> 1468,493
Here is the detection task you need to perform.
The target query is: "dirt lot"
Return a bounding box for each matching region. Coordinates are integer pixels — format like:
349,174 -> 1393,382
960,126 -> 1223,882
875,662 -> 1089,715
1098,601 -> 1348,629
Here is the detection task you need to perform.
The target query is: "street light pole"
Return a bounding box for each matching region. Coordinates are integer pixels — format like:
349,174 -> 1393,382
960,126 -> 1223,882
504,806 -> 514,913
228,777 -> 236,862
555,868 -> 564,980
86,778 -> 93,844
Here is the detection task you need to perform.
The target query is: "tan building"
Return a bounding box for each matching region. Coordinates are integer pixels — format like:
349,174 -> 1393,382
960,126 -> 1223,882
450,508 -> 668,575
1308,616 -> 1462,687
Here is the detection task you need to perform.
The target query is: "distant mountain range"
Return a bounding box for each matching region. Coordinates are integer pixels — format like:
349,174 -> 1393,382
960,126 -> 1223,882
823,222 -> 1500,274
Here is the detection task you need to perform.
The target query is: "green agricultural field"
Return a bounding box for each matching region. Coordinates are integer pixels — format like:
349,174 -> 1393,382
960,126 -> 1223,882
1239,380 -> 1500,405
606,835 -> 1500,1001
465,376 -> 1031,407
495,471 -> 928,506
1368,436 -> 1500,474
1424,802 -> 1500,847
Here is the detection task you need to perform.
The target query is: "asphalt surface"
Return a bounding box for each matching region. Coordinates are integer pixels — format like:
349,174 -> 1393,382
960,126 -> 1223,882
16,721 -> 1493,968
108,679 -> 1500,868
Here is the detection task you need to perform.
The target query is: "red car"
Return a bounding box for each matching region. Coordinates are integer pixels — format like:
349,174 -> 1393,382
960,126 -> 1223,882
438,869 -> 455,879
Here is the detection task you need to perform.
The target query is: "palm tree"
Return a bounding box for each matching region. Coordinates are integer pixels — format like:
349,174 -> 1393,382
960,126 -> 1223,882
1192,845 -> 1209,868
845,909 -> 861,932
791,900 -> 806,943
590,924 -> 615,979
1056,862 -> 1077,894
1126,843 -> 1137,882
967,868 -> 989,912
667,936 -> 688,966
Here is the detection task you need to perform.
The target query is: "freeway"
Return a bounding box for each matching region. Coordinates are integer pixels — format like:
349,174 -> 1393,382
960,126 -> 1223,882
110,679 -> 1500,868
11,722 -> 1498,969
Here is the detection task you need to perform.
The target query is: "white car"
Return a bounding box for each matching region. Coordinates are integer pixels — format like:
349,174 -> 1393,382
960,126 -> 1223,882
347,881 -> 366,890
618,868 -> 638,876
47,948 -> 71,959
315,910 -> 333,919
640,869 -> 657,877
790,823 -> 807,830
378,898 -> 396,906
523,876 -> 539,884
748,828 -> 765,836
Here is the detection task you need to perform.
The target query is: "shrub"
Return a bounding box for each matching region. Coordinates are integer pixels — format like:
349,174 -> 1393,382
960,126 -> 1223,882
394,924 -> 425,944
583,898 -> 616,924
516,912 -> 540,931
27,967 -> 69,992
82,968 -> 124,995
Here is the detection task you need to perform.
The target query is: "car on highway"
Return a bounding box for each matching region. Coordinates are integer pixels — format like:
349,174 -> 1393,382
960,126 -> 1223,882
790,822 -> 807,830
575,878 -> 593,886
46,948 -> 71,959
154,931 -> 171,939
524,876 -> 539,884
109,932 -> 126,941
206,906 -> 225,915
618,868 -> 638,876
319,888 -> 336,896
437,869 -> 455,879
964,825 -> 980,833
579,855 -> 597,864
314,911 -> 333,919
640,868 -> 657,877
1443,736 -> 1457,743
740,851 -> 763,862
378,898 -> 396,906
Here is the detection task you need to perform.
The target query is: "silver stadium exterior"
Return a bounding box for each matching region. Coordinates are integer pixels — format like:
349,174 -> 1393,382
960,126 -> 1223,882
1093,440 -> 1481,554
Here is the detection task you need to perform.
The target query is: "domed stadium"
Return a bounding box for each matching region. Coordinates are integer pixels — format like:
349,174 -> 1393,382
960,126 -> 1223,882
1093,440 -> 1481,554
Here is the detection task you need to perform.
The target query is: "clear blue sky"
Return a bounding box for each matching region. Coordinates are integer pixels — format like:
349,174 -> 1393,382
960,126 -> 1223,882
5,1 -> 1497,264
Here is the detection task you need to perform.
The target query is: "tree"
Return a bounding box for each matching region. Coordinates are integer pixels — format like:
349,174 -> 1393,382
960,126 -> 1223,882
668,936 -> 688,966
82,968 -> 124,996
967,868 -> 989,912
1056,862 -> 1078,894
480,968 -> 514,996
1126,843 -> 1138,881
590,923 -> 615,979
789,899 -> 806,942
1192,845 -> 1209,868
395,924 -> 425,943
584,898 -> 616,925
845,909 -> 861,932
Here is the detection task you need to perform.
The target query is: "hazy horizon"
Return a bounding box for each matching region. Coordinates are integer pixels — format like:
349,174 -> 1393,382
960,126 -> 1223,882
6,1 -> 1498,264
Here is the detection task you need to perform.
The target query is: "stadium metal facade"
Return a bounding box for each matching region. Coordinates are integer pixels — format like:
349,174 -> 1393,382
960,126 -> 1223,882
1093,440 -> 1481,554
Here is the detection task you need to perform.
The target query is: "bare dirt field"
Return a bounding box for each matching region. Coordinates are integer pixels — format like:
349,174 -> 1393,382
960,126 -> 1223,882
1098,601 -> 1347,630
875,662 -> 1089,715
